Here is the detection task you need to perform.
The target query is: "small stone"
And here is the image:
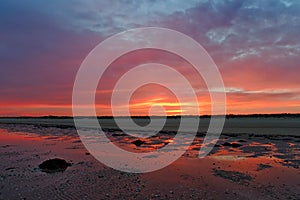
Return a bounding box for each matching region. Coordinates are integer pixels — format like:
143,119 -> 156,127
131,139 -> 145,147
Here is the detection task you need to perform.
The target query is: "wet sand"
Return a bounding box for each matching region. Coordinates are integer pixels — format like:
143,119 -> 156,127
0,120 -> 299,199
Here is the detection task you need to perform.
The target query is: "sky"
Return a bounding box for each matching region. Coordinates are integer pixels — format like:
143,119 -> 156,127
1,0 -> 300,116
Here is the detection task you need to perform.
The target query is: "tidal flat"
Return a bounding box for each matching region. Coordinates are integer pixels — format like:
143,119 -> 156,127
0,117 -> 299,199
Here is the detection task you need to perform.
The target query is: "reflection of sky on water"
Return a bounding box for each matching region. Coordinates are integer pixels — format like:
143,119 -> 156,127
0,123 -> 299,170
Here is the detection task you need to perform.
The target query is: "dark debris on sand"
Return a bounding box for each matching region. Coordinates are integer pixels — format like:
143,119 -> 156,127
222,142 -> 242,148
256,164 -> 272,171
39,158 -> 71,173
213,169 -> 252,184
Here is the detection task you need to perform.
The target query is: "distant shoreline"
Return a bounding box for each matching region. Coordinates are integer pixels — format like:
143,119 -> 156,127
0,114 -> 300,136
1,113 -> 300,119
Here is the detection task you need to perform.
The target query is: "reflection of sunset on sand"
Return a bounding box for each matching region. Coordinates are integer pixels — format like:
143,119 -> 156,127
0,120 -> 299,199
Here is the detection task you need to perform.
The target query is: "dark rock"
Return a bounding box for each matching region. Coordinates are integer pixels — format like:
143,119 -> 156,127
39,158 -> 71,173
222,142 -> 242,148
131,139 -> 145,147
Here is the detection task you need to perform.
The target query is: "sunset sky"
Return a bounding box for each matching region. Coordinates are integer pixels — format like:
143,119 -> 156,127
1,0 -> 300,116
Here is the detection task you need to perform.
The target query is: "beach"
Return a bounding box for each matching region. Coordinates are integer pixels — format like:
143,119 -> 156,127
0,117 -> 299,199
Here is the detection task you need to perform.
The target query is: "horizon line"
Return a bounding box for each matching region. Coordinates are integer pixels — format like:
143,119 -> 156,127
1,113 -> 300,118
